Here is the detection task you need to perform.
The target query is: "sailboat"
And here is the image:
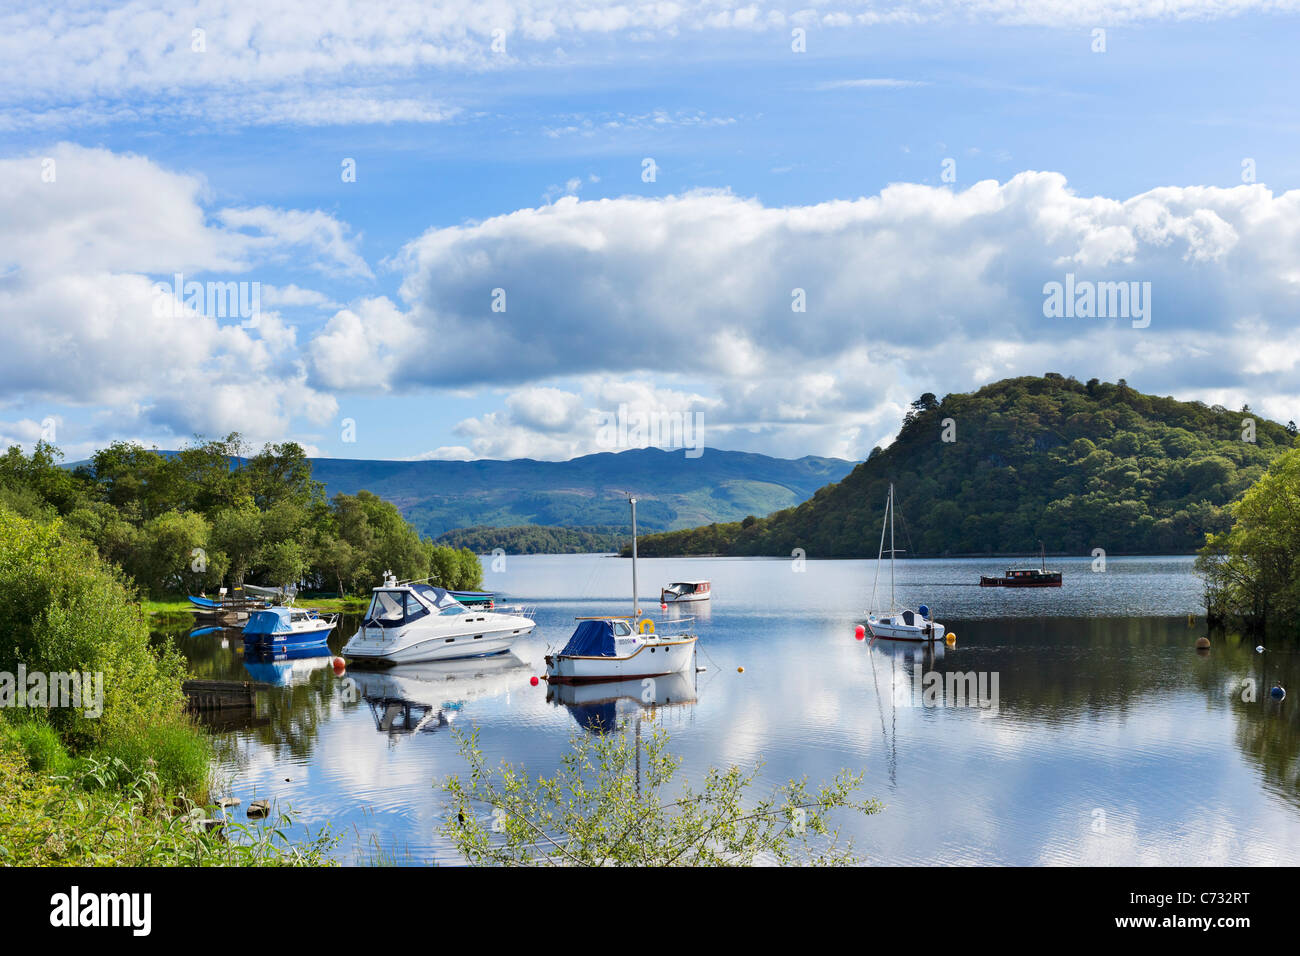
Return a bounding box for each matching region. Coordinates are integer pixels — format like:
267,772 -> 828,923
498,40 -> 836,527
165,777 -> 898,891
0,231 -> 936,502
864,483 -> 946,642
545,497 -> 698,684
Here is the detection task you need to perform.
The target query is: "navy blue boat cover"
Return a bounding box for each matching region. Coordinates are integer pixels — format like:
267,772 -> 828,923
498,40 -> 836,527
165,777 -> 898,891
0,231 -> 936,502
559,619 -> 617,657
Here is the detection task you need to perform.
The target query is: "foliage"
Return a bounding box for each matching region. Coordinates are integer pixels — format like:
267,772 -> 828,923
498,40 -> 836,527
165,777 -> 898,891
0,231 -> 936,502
1197,448 -> 1300,634
0,507 -> 199,786
0,745 -> 337,866
634,374 -> 1297,558
436,524 -> 630,554
440,726 -> 878,866
0,435 -> 480,597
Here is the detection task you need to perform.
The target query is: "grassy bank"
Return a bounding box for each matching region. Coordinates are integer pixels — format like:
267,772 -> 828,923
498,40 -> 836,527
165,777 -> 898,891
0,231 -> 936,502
0,722 -> 336,865
143,593 -> 368,617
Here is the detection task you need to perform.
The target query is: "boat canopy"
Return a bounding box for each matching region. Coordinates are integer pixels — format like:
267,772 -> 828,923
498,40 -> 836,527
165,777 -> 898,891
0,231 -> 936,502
559,619 -> 617,657
244,607 -> 297,635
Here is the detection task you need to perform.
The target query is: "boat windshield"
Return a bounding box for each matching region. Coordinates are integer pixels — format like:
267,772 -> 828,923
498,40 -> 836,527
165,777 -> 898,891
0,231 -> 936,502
365,589 -> 433,627
410,584 -> 469,616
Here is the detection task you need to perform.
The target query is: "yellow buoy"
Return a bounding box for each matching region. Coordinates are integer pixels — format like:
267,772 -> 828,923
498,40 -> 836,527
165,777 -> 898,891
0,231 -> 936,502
945,632 -> 957,645
737,666 -> 745,674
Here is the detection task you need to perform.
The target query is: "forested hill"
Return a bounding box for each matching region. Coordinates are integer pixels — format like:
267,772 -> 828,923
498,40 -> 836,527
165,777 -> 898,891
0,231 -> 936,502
437,524 -> 628,554
633,375 -> 1300,558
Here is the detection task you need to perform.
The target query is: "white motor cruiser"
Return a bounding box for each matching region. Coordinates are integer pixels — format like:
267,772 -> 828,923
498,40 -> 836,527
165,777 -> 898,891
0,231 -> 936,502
343,573 -> 535,665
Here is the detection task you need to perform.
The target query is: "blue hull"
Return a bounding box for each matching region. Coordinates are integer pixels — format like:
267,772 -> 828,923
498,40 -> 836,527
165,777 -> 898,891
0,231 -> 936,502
242,624 -> 334,654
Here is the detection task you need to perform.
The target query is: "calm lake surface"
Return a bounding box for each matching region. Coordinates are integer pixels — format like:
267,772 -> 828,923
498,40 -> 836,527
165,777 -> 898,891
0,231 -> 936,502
162,555 -> 1300,865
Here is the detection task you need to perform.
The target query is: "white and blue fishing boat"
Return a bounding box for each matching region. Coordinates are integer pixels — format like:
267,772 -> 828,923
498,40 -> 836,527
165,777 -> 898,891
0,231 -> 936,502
242,606 -> 337,656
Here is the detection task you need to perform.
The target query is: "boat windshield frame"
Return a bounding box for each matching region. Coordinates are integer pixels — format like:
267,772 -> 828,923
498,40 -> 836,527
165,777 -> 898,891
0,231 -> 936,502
364,588 -> 433,628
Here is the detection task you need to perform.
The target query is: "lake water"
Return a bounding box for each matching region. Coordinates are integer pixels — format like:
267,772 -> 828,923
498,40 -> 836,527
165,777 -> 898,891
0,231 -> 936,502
162,554 -> 1300,865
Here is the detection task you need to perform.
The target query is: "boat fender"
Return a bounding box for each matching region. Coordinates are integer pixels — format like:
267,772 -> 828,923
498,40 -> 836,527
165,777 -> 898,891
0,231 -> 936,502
1272,684 -> 1286,701
639,619 -> 655,635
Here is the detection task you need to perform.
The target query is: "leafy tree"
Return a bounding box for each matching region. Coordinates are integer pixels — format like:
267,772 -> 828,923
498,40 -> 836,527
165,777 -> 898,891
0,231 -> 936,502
1197,448 -> 1300,633
209,506 -> 262,586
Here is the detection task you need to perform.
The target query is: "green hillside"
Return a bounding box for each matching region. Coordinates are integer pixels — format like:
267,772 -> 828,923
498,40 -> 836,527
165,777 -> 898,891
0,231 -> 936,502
436,524 -> 628,554
633,374 -> 1300,558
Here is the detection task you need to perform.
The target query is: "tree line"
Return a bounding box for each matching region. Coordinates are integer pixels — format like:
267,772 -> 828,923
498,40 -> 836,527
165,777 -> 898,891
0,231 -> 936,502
632,374 -> 1299,559
0,434 -> 483,598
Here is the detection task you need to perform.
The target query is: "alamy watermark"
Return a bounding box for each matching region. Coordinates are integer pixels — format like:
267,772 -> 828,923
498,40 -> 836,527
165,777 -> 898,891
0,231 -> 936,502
893,668 -> 1000,716
1042,273 -> 1151,328
0,666 -> 103,718
151,273 -> 261,327
595,403 -> 705,458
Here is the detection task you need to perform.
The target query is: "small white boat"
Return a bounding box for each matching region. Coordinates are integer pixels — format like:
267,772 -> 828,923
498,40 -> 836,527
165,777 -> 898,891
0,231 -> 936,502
660,580 -> 711,603
864,483 -> 946,643
546,498 -> 698,685
343,573 -> 535,664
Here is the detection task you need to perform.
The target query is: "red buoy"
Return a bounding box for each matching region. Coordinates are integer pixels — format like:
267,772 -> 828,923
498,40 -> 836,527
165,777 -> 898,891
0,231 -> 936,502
332,657 -> 346,675
530,676 -> 539,686
854,625 -> 866,641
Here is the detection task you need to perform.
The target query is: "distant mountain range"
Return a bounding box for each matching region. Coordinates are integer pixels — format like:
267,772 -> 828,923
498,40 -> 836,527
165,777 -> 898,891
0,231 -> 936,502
306,447 -> 855,538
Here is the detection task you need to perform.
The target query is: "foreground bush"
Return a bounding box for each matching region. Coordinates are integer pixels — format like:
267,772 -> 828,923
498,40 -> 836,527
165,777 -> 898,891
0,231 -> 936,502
441,726 -> 879,866
0,746 -> 336,866
0,506 -> 203,794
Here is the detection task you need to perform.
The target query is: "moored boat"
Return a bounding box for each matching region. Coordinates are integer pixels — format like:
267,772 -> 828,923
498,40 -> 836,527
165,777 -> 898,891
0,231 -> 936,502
863,483 -> 946,643
241,606 -> 337,654
980,544 -> 1062,587
660,580 -> 711,603
546,497 -> 698,684
343,573 -> 535,665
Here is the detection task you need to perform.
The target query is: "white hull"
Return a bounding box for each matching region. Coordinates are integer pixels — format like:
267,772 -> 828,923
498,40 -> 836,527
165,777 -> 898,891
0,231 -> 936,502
867,616 -> 945,642
547,636 -> 697,684
661,592 -> 710,603
344,614 -> 534,664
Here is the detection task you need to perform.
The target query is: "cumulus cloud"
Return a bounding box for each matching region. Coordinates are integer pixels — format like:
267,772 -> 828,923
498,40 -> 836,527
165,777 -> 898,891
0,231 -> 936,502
0,143 -> 344,445
302,173 -> 1300,458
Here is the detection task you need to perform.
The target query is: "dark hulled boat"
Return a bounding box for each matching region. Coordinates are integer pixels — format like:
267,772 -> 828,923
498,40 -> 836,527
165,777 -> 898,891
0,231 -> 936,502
979,544 -> 1063,588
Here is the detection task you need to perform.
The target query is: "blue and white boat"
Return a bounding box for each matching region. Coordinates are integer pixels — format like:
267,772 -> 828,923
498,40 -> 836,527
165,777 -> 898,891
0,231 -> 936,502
242,606 -> 337,655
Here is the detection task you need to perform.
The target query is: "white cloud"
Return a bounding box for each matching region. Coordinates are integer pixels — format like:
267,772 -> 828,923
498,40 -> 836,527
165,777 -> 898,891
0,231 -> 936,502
0,143 -> 341,445
3,2 -> 1288,130
306,173 -> 1300,458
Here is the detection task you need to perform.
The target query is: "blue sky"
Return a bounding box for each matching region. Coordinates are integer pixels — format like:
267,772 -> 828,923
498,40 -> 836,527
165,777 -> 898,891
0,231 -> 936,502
2,2 -> 1299,463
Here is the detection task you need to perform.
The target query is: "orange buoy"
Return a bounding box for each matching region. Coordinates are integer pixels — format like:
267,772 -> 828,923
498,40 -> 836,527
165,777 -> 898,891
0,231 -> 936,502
332,657 -> 346,675
737,666 -> 744,674
1195,636 -> 1211,649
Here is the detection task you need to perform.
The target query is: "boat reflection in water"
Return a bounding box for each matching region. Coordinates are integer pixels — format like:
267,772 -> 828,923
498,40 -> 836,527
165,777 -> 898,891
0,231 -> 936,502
242,646 -> 335,687
348,653 -> 531,738
547,670 -> 697,734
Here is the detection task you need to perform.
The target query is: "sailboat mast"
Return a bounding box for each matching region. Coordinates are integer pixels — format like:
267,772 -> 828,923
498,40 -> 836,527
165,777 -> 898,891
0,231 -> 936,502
630,497 -> 640,619
889,483 -> 896,610
870,487 -> 888,612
